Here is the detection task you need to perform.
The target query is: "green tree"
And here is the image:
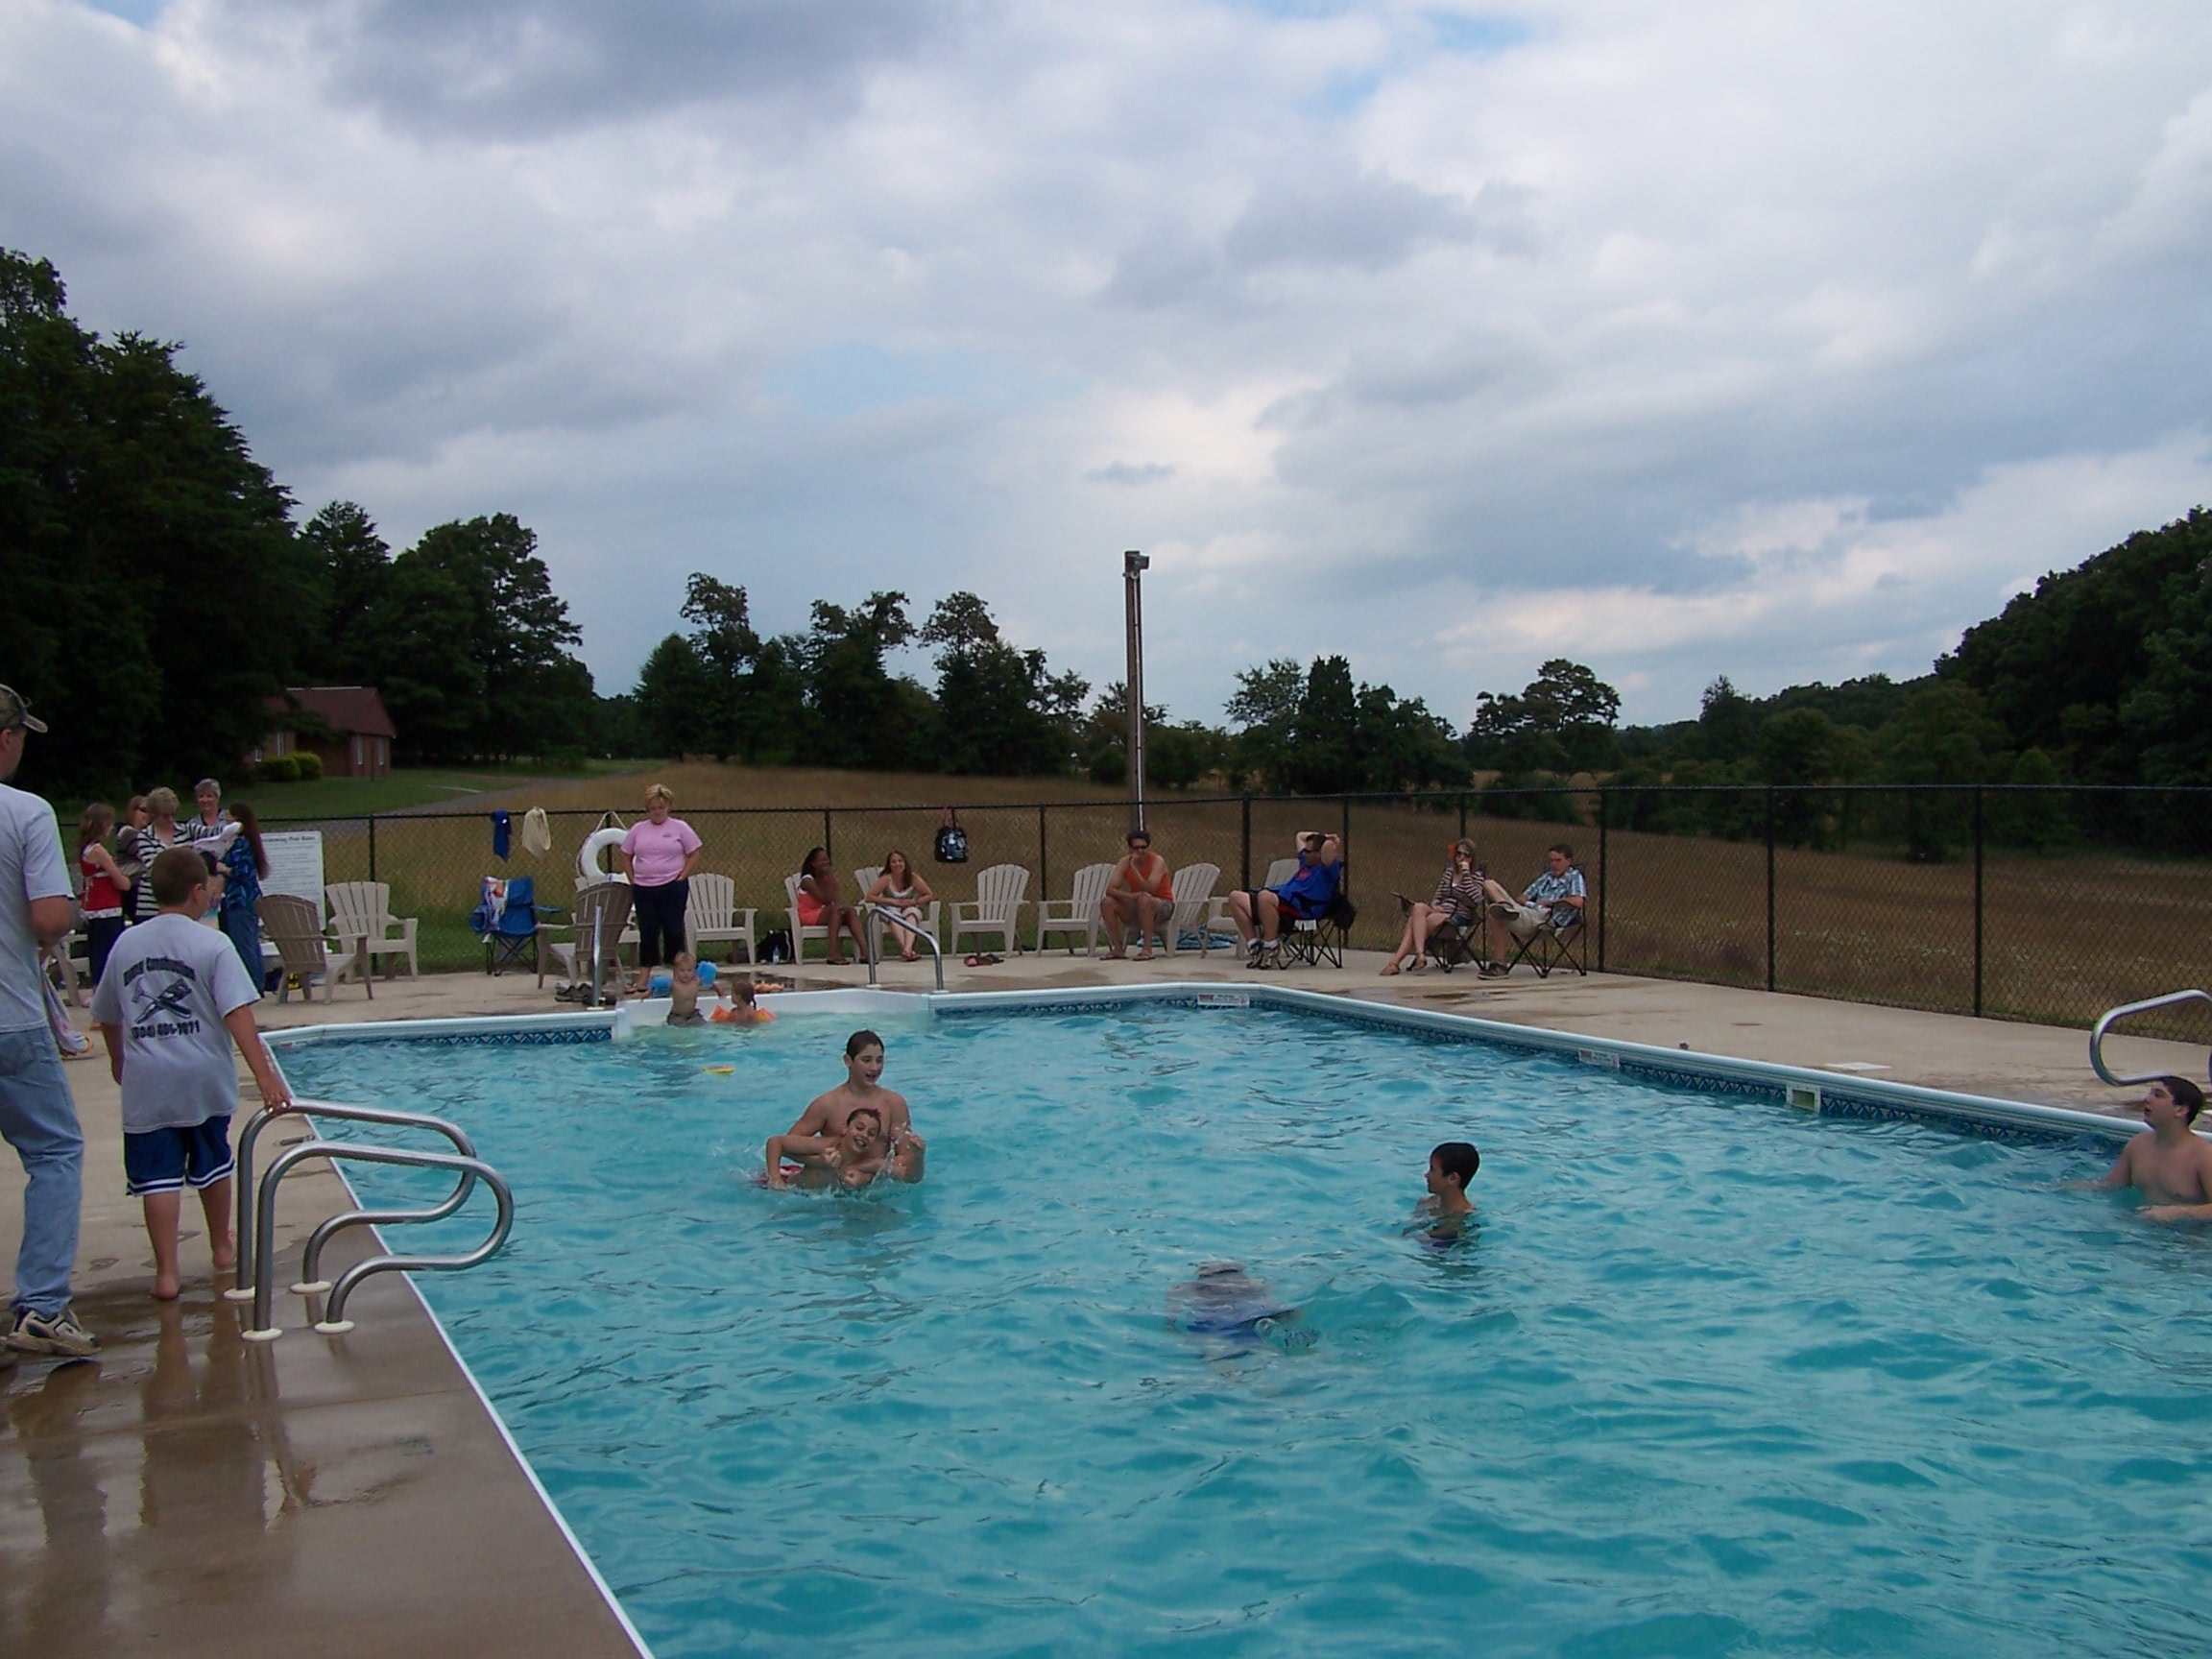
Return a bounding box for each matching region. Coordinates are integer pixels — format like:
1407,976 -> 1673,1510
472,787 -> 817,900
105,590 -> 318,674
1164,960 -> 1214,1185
1466,660 -> 1622,774
0,249 -> 314,796
1696,676 -> 1759,764
361,514 -> 594,761
803,591 -> 921,769
1876,683 -> 2010,859
920,591 -> 1087,776
2118,554 -> 2212,786
634,634 -> 713,758
299,500 -> 391,682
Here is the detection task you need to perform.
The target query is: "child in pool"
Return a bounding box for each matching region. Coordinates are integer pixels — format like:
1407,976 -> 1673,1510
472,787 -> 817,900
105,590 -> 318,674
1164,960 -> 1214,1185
1416,1141 -> 1479,1238
708,976 -> 775,1025
656,952 -> 726,1025
763,1105 -> 923,1190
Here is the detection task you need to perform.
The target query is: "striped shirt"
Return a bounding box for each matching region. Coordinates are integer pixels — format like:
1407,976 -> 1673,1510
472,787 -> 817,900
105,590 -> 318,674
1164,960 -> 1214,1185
1430,865 -> 1485,921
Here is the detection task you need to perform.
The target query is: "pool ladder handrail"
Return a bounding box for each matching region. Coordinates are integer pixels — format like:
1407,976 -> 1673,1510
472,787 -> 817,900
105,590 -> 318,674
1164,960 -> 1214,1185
864,901 -> 946,993
228,1098 -> 479,1294
227,1097 -> 513,1342
2089,988 -> 2212,1088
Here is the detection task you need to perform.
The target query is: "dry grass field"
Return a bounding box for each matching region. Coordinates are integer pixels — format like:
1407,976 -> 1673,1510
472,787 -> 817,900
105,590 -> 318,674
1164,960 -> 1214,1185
275,765 -> 2212,1036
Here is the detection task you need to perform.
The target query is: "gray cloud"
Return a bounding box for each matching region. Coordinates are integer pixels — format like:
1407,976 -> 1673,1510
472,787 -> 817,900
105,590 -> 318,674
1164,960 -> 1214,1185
242,0 -> 950,135
1087,461 -> 1178,486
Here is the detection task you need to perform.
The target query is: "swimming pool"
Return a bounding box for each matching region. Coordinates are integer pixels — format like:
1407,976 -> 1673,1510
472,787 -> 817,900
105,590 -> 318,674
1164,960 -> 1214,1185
274,994 -> 2206,1658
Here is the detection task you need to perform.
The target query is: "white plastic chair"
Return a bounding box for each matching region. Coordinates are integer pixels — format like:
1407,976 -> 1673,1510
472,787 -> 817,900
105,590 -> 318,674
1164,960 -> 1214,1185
258,893 -> 366,1002
685,873 -> 757,964
949,863 -> 1029,957
1166,862 -> 1221,955
325,880 -> 419,978
1033,862 -> 1115,955
783,873 -> 835,961
854,866 -> 940,958
1208,856 -> 1299,939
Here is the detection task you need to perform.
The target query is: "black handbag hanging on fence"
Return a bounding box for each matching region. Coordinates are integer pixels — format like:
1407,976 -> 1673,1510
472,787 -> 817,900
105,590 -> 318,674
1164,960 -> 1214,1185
935,807 -> 969,864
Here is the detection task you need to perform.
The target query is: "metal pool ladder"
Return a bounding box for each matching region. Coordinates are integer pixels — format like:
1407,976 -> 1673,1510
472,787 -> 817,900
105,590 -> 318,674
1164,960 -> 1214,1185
226,1098 -> 514,1342
864,901 -> 946,992
2089,989 -> 2212,1088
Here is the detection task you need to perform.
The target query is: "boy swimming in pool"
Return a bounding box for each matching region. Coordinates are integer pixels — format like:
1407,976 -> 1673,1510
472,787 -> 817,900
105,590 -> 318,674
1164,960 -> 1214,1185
763,1105 -> 924,1190
777,1029 -> 925,1183
2071,1076 -> 2212,1221
1418,1141 -> 1479,1237
661,951 -> 726,1025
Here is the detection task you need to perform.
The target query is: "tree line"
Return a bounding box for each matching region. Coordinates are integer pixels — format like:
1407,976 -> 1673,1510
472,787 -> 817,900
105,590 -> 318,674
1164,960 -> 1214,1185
6,245 -> 2205,818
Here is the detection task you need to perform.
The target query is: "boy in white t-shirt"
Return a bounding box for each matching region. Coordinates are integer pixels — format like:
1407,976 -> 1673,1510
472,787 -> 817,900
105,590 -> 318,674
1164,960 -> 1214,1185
91,847 -> 291,1300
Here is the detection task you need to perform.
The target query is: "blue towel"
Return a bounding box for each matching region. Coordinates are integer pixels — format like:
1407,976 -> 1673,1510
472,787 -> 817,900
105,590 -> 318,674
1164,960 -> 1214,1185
492,810 -> 511,861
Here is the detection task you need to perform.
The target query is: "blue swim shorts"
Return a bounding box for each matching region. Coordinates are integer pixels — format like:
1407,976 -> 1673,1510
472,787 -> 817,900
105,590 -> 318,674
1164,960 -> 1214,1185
123,1117 -> 235,1196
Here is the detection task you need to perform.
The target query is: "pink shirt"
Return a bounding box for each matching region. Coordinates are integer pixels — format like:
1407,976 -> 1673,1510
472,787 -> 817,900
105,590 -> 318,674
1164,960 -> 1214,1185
621,817 -> 701,887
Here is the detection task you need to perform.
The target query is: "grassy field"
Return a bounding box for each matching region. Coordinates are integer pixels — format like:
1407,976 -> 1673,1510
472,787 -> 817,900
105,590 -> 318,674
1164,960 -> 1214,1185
253,763 -> 2212,1037
247,760 -> 649,819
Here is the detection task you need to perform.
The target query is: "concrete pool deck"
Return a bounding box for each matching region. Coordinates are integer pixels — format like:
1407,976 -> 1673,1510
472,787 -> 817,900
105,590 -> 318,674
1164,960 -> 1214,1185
5,954 -> 2200,1655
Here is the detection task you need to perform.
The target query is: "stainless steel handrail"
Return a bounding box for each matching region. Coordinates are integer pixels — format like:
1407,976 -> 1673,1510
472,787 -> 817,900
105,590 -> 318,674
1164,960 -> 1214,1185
2090,989 -> 2212,1088
227,1098 -> 478,1301
242,1141 -> 513,1341
864,901 -> 945,992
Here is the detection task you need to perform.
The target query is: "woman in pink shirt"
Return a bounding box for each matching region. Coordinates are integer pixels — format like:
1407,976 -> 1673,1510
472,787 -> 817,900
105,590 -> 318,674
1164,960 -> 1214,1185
620,784 -> 704,996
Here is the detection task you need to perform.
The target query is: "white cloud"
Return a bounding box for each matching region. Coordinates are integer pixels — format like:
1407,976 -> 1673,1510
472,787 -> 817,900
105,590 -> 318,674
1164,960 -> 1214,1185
5,0 -> 2210,726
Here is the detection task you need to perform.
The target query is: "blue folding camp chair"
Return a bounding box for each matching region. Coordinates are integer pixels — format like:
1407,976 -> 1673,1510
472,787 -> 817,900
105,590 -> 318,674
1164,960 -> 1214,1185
470,875 -> 558,976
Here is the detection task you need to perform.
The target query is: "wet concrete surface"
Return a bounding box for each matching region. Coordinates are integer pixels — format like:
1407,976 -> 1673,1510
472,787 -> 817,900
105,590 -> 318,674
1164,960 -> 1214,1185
0,1239 -> 637,1659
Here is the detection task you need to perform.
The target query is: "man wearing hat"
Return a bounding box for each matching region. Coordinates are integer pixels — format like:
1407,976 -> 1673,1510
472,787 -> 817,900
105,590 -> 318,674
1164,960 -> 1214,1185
0,685 -> 97,1360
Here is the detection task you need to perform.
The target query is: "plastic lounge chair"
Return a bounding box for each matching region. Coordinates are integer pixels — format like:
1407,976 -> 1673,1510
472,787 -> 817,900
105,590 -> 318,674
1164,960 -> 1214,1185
258,892 -> 367,1002
854,866 -> 940,959
1209,856 -> 1298,945
1033,862 -> 1114,955
783,873 -> 835,962
685,873 -> 758,965
546,880 -> 634,989
325,880 -> 420,978
470,876 -> 557,977
1165,862 -> 1220,955
949,863 -> 1030,958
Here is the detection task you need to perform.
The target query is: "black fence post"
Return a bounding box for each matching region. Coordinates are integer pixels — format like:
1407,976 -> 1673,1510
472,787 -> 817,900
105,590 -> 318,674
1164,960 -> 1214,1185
1597,790 -> 1607,974
1038,805 -> 1048,902
368,814 -> 377,883
1458,792 -> 1468,840
1240,795 -> 1251,891
1765,785 -> 1777,994
822,807 -> 833,863
1972,784 -> 1984,1019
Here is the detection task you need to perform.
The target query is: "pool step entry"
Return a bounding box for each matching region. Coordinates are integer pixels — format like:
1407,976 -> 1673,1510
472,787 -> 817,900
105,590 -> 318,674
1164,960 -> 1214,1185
228,1100 -> 515,1342
2089,989 -> 2212,1089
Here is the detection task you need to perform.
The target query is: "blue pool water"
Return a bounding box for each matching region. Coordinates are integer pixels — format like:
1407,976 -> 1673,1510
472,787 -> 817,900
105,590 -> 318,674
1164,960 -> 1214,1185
278,1004 -> 2211,1658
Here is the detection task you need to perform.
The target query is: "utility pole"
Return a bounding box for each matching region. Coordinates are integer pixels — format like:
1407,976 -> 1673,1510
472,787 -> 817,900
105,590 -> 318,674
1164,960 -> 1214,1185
1123,550 -> 1149,833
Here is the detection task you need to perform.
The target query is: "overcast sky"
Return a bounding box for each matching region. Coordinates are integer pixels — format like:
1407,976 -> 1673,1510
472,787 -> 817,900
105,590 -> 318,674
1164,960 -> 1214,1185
8,0 -> 2212,727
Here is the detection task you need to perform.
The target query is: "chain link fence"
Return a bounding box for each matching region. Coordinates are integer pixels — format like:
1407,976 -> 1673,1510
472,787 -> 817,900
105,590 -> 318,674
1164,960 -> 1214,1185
260,784 -> 2212,1036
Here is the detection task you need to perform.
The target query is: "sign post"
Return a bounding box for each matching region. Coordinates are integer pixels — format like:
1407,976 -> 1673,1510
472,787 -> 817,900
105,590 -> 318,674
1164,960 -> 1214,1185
1123,549 -> 1149,834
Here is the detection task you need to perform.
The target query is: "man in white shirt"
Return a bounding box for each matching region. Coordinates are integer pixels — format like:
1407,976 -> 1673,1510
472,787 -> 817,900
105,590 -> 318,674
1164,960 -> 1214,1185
0,685 -> 97,1360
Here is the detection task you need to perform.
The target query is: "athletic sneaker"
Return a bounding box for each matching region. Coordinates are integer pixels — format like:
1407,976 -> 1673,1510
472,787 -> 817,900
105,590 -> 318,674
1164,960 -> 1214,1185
5,1305 -> 101,1358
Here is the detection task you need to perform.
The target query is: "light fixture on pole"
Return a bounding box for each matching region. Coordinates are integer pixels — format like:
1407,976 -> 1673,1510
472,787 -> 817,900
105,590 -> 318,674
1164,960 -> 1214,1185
1123,550 -> 1149,833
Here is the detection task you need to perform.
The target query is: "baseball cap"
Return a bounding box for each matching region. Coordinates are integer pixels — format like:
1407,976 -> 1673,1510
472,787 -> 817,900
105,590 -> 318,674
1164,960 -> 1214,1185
0,685 -> 46,733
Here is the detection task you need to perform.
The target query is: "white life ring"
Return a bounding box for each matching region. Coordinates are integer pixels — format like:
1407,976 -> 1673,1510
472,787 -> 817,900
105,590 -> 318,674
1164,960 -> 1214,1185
580,827 -> 629,884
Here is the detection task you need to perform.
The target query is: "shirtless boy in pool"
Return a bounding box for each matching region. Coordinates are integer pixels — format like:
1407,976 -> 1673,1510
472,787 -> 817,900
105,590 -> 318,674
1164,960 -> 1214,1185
2078,1076 -> 2212,1221
780,1029 -> 926,1174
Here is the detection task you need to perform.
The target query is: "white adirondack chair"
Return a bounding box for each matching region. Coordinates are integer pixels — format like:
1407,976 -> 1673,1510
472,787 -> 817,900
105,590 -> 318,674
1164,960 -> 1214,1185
325,880 -> 419,978
685,873 -> 757,964
853,866 -> 940,958
1033,863 -> 1116,955
258,893 -> 366,1002
948,863 -> 1029,957
1166,862 -> 1221,954
783,873 -> 834,962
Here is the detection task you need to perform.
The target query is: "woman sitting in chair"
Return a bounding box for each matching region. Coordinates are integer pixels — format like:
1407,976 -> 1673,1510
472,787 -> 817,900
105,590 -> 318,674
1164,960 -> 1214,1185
863,849 -> 934,961
798,847 -> 870,966
1381,839 -> 1485,976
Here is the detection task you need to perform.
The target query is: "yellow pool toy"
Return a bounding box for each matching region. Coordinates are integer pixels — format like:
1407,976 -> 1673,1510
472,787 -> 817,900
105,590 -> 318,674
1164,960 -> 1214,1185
703,1065 -> 735,1075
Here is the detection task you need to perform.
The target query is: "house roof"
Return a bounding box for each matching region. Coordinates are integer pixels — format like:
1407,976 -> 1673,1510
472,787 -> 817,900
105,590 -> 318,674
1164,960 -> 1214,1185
266,685 -> 397,739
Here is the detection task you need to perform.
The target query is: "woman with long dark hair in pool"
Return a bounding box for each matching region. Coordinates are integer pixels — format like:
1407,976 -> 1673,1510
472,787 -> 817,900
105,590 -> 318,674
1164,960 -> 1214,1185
862,849 -> 934,961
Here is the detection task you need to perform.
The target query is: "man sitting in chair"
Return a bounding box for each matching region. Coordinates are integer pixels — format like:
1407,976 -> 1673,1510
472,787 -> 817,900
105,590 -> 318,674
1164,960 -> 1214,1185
1101,828 -> 1174,961
1479,843 -> 1584,977
1229,831 -> 1343,969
